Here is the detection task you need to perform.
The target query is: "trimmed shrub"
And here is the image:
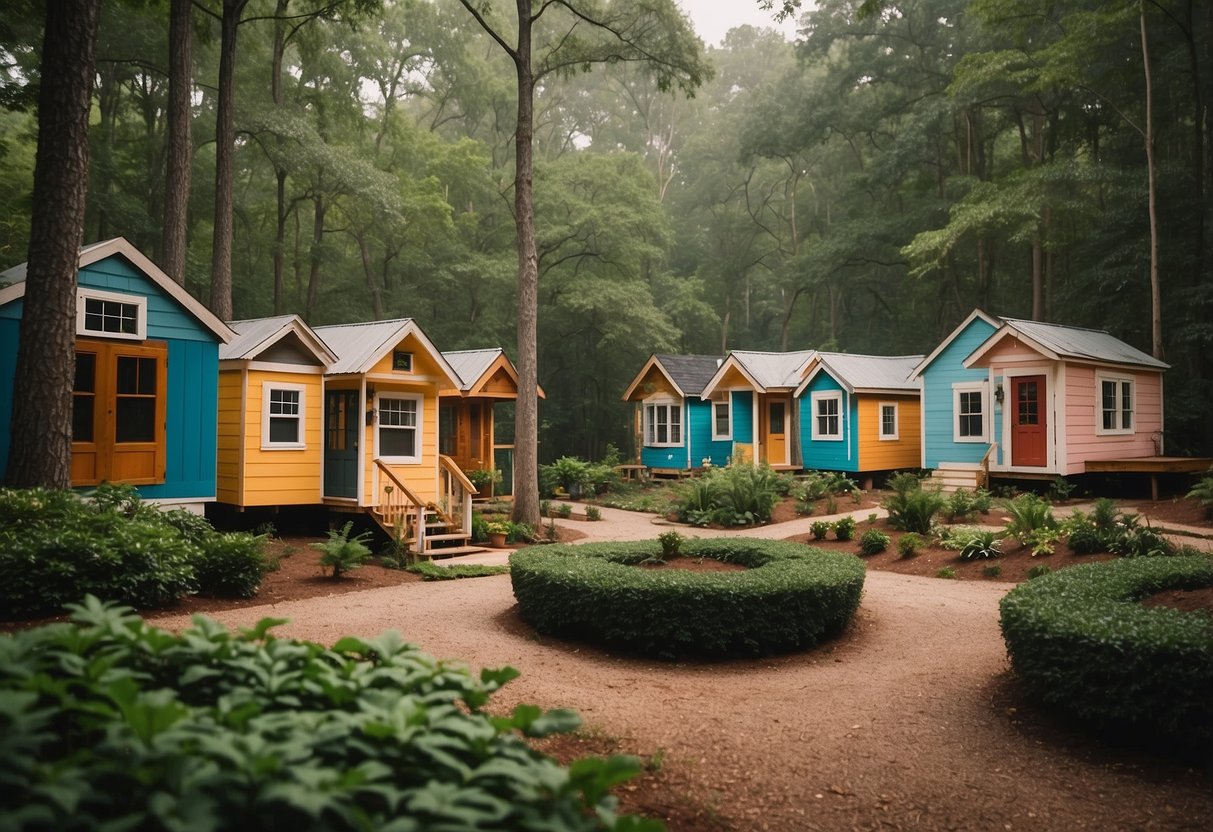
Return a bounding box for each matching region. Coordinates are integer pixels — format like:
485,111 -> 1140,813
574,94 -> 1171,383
193,532 -> 269,598
510,539 -> 865,659
1062,511 -> 1107,555
810,520 -> 832,540
1000,556 -> 1213,751
832,515 -> 856,541
408,561 -> 510,580
0,598 -> 652,831
858,529 -> 890,555
898,532 -> 924,558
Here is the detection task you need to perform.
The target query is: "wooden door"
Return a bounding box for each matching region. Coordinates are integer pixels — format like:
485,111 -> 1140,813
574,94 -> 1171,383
766,399 -> 788,465
1010,375 -> 1047,467
323,390 -> 360,498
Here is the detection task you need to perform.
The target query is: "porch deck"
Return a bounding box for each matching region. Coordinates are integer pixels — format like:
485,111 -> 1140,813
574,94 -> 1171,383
1084,456 -> 1212,500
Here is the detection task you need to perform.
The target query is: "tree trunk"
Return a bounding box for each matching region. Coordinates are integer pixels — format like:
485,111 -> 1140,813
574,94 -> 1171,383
510,0 -> 541,527
160,0 -> 193,285
305,194 -> 326,320
274,168 -> 287,314
6,0 -> 101,488
355,230 -> 385,320
208,0 -> 247,321
271,0 -> 289,315
1141,2 -> 1163,359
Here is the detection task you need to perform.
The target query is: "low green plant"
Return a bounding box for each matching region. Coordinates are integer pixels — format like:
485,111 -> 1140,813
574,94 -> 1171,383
1062,512 -> 1107,555
983,563 -> 1002,579
471,512 -> 490,543
943,489 -> 976,522
884,482 -> 945,534
810,520 -> 832,540
0,598 -> 655,830
408,561 -> 510,580
556,503 -> 573,519
971,489 -> 993,514
867,513 -> 878,525
936,567 -> 956,579
1002,493 -> 1056,543
795,499 -> 815,516
540,499 -> 552,517
825,495 -> 838,515
833,516 -> 856,541
311,521 -> 372,578
898,532 -> 924,558
1107,514 -> 1173,558
585,505 -> 602,521
544,517 -> 560,542
958,531 -> 1002,561
486,520 -> 512,537
193,532 -> 269,598
1027,564 -> 1052,579
1047,476 -> 1075,502
468,467 -> 503,491
1091,497 -> 1121,531
1186,475 -> 1213,518
1026,527 -> 1061,557
547,456 -> 592,496
657,529 -> 684,558
858,529 -> 891,555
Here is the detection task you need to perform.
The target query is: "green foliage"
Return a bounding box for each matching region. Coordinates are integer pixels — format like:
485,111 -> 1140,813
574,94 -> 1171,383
1061,512 -> 1107,555
468,467 -> 503,489
1185,475 -> 1213,518
585,505 -> 602,521
192,532 -> 269,599
0,598 -> 656,830
832,516 -> 856,541
883,476 -> 945,535
674,464 -> 782,527
898,532 -> 924,558
983,564 -> 1002,579
1027,565 -> 1053,579
408,562 -> 510,580
936,567 -> 957,579
1107,514 -> 1174,559
311,521 -> 372,578
1091,497 -> 1121,531
556,503 -> 574,519
546,457 -> 592,495
510,539 -> 866,658
943,488 -> 982,522
471,513 -> 490,543
958,531 -> 1003,562
810,520 -> 832,540
1002,494 -> 1057,542
657,530 -> 683,557
1000,556 -> 1213,751
858,529 -> 890,555
1047,476 -> 1075,502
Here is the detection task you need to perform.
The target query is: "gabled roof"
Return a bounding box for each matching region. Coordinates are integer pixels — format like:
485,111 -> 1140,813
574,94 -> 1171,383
908,308 -> 1001,380
313,318 -> 459,384
441,348 -> 545,398
221,314 -> 336,364
621,353 -> 722,400
701,349 -> 815,397
963,317 -> 1169,371
0,236 -> 234,343
797,353 -> 923,396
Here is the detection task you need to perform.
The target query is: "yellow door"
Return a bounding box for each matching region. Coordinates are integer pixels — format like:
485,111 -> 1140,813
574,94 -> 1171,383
766,399 -> 788,465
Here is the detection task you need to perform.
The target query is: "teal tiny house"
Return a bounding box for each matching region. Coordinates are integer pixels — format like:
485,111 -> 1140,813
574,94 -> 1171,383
0,238 -> 234,511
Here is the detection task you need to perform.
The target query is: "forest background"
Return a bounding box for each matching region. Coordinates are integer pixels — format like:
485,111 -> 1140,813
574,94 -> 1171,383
1,0 -> 1210,462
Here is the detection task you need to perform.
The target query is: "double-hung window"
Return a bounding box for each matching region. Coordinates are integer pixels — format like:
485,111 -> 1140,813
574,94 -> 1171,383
811,391 -> 842,440
378,394 -> 422,462
262,384 -> 306,449
1096,374 -> 1134,434
644,400 -> 681,446
952,383 -> 986,442
711,396 -> 732,440
878,402 -> 898,440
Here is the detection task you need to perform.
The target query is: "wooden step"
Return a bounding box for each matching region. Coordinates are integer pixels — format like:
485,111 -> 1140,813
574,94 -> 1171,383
425,532 -> 473,542
428,545 -> 489,559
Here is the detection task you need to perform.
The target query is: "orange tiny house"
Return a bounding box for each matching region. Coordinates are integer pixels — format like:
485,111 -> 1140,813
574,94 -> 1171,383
216,316 -> 336,508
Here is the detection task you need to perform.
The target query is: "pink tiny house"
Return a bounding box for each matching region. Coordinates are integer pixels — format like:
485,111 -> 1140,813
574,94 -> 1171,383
962,318 -> 1167,477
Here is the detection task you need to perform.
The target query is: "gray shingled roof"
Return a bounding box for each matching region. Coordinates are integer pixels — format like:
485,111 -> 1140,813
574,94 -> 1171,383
443,348 -> 503,392
810,352 -> 923,393
997,318 -> 1168,370
653,354 -> 722,397
729,350 -> 815,389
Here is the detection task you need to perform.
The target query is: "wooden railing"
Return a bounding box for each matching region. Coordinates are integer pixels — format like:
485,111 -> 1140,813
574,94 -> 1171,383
439,455 -> 476,534
373,460 -> 428,551
978,444 -> 996,488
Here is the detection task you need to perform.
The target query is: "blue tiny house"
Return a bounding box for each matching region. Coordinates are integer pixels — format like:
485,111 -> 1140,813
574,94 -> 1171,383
908,309 -> 1001,489
622,354 -> 739,472
0,238 -> 234,511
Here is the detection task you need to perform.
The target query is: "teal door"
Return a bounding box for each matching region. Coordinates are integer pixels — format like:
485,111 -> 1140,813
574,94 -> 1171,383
324,390 -> 359,498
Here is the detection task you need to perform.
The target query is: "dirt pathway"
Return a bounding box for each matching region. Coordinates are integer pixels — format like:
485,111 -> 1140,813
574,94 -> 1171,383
151,567 -> 1212,831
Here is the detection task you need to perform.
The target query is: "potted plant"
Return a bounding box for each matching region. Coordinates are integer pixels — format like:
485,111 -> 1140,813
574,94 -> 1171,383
486,521 -> 510,548
467,467 -> 502,498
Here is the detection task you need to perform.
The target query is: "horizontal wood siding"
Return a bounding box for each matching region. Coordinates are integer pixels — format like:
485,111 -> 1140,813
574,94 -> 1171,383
1062,364 -> 1162,475
368,332 -> 449,379
215,371 -> 243,504
857,395 -> 921,471
364,383 -> 440,504
239,370 -> 324,506
80,256 -> 213,343
922,317 -> 997,467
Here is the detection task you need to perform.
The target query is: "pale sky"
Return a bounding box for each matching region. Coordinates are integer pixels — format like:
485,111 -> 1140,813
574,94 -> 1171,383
677,0 -> 800,47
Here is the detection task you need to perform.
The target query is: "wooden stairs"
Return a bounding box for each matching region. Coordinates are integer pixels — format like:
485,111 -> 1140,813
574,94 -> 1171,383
928,448 -> 994,494
372,459 -> 485,560
370,504 -> 484,560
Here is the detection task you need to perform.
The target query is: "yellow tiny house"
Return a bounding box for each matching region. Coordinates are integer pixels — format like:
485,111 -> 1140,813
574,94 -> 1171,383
217,316 -> 336,507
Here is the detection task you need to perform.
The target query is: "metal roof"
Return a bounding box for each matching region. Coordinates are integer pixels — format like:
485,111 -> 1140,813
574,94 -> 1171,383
313,318 -> 457,383
994,318 -> 1168,370
807,352 -> 923,394
443,348 -> 504,392
728,350 -> 816,389
652,354 -> 722,397
221,315 -> 335,364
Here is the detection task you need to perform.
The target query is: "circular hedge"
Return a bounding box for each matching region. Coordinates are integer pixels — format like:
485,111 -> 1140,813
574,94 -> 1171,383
509,539 -> 865,658
999,555 -> 1213,748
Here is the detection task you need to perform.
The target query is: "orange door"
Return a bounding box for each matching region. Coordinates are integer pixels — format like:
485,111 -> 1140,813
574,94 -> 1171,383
765,399 -> 788,465
1010,375 -> 1047,467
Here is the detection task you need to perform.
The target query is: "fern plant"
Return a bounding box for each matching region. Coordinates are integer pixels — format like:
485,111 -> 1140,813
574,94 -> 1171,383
312,521 -> 373,578
1002,494 -> 1056,543
1186,475 -> 1213,518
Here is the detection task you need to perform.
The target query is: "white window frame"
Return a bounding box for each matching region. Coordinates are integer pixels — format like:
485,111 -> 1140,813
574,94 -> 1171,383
952,382 -> 987,443
261,383 -> 306,450
878,402 -> 899,441
711,395 -> 732,441
1095,372 -> 1135,435
811,391 -> 843,441
76,288 -> 147,341
643,397 -> 682,447
375,392 -> 423,463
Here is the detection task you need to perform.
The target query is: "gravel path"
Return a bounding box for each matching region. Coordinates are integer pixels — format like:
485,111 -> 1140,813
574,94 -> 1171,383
151,537 -> 1213,831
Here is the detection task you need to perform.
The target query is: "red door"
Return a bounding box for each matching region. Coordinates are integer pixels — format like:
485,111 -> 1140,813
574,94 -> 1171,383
1011,375 -> 1047,467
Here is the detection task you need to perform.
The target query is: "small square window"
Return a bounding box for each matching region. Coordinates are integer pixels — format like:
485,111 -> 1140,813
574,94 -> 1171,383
262,385 -> 306,449
393,351 -> 413,372
76,289 -> 146,340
